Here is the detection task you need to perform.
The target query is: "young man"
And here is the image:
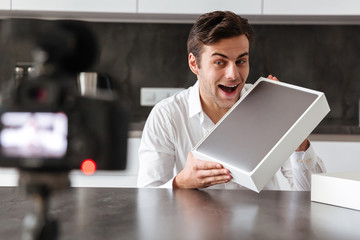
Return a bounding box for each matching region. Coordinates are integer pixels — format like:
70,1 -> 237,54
137,11 -> 325,190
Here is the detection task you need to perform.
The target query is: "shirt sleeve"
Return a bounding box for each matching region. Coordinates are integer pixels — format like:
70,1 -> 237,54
137,105 -> 176,188
281,141 -> 326,191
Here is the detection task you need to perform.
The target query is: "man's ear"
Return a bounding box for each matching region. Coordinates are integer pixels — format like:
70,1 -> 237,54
188,53 -> 199,75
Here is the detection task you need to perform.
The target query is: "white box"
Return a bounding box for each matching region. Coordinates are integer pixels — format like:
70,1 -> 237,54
192,77 -> 330,192
311,171 -> 360,211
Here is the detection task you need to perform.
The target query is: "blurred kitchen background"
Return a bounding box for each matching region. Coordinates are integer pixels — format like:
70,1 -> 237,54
0,1 -> 359,188
1,19 -> 360,133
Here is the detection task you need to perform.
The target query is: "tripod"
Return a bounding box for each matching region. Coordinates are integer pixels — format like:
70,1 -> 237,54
19,170 -> 70,240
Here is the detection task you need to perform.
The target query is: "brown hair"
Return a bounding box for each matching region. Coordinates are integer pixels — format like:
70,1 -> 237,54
187,11 -> 254,66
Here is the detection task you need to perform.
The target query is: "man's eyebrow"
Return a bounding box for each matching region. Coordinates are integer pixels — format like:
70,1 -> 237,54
211,52 -> 249,59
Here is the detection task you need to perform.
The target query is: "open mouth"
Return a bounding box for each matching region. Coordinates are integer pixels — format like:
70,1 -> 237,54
218,84 -> 239,94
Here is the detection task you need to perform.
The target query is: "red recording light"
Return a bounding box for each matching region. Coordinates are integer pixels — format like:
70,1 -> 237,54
81,159 -> 97,175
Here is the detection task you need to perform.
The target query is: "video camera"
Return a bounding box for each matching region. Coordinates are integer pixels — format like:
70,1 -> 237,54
0,19 -> 129,173
0,19 -> 130,240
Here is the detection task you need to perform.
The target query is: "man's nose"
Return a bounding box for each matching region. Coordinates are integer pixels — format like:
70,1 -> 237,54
225,63 -> 239,80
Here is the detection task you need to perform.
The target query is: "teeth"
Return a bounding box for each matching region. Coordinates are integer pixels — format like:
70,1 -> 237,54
221,84 -> 238,88
219,84 -> 239,93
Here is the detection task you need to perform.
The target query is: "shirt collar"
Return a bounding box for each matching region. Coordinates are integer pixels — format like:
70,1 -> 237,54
188,80 -> 203,119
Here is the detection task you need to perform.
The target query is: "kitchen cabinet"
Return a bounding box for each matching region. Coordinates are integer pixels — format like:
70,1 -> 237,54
138,0 -> 262,15
263,0 -> 360,15
0,0 -> 10,10
7,0 -> 360,23
11,0 -> 137,13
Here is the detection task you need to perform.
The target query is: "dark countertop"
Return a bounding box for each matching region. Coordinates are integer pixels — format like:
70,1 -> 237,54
1,187 -> 360,240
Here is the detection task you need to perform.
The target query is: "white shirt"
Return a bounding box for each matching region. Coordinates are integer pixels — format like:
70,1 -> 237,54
137,81 -> 326,190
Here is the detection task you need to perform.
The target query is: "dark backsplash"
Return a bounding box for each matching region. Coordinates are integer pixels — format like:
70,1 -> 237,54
1,19 -> 359,133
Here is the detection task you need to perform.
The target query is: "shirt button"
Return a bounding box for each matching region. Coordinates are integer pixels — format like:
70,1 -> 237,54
305,158 -> 311,163
297,159 -> 303,163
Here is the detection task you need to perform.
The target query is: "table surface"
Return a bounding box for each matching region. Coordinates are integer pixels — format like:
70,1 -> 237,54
1,187 -> 360,240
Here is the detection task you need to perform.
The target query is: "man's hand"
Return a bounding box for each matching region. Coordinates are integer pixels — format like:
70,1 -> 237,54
173,152 -> 232,189
267,74 -> 279,81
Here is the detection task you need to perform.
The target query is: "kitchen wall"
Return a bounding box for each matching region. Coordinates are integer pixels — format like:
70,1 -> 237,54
0,19 -> 359,134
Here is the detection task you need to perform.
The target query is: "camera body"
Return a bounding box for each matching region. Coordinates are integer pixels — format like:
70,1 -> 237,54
0,19 -> 129,173
0,67 -> 129,172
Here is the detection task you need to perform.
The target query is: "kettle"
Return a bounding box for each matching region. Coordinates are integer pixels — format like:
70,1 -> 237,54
77,72 -> 112,96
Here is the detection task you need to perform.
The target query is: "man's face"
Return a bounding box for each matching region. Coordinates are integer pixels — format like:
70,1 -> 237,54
189,35 -> 250,112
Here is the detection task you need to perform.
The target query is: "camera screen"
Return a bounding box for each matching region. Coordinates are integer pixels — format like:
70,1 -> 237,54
0,112 -> 68,159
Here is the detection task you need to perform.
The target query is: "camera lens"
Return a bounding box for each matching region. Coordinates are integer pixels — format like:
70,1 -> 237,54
28,87 -> 48,103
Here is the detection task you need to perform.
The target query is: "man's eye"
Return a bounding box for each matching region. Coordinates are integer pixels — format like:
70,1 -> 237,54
236,59 -> 247,65
215,61 -> 223,65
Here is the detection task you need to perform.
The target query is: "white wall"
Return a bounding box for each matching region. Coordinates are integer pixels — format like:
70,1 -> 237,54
312,141 -> 360,173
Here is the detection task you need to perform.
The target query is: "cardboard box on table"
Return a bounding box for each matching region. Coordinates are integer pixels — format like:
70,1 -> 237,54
192,77 -> 330,192
311,172 -> 360,211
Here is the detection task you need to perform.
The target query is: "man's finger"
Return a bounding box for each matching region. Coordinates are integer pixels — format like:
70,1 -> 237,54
267,74 -> 279,81
196,160 -> 222,170
201,175 -> 232,187
197,168 -> 230,178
